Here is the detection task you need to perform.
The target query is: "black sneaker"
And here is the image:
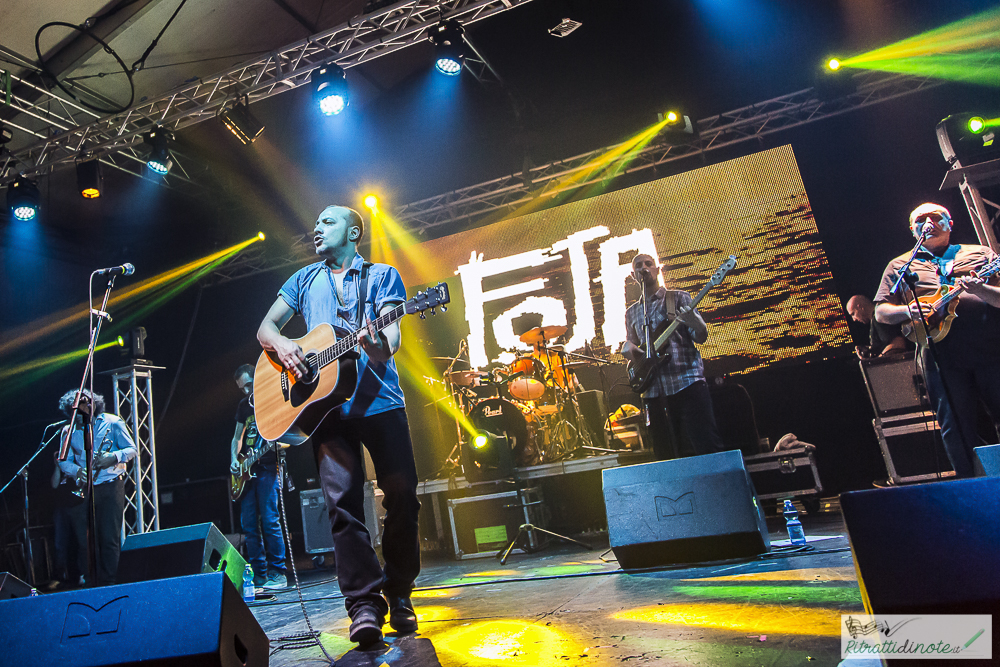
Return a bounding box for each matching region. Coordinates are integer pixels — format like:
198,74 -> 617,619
386,594 -> 418,633
349,607 -> 384,646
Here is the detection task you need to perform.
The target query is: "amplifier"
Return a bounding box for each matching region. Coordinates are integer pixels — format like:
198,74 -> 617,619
859,354 -> 924,416
300,482 -> 385,555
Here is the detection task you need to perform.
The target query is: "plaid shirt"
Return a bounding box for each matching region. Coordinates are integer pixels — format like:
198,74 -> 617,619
625,288 -> 706,398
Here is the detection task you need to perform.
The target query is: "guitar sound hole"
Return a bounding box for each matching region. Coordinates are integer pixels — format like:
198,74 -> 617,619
300,354 -> 319,384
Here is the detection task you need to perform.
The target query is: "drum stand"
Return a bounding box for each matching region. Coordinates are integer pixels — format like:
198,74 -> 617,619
497,522 -> 591,565
541,345 -> 617,461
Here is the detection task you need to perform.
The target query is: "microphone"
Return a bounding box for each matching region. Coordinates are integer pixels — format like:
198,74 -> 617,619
920,221 -> 936,235
96,263 -> 135,276
44,419 -> 68,431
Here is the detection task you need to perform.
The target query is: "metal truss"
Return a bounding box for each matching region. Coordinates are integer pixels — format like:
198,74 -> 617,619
394,71 -> 946,230
202,233 -> 315,285
0,0 -> 534,187
110,363 -> 163,535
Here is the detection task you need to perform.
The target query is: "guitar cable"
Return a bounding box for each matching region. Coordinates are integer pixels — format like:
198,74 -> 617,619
268,457 -> 338,663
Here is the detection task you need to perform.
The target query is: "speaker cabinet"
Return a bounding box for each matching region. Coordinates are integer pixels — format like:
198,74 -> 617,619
0,571 -> 31,599
841,477 -> 1000,615
116,523 -> 246,592
602,450 -> 770,569
974,444 -> 1000,476
0,572 -> 267,666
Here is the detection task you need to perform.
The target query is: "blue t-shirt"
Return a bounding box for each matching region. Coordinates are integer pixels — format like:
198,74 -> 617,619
278,253 -> 406,418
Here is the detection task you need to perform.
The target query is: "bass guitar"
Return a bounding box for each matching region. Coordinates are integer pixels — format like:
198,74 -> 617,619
902,257 -> 1000,346
254,282 -> 451,441
627,255 -> 737,394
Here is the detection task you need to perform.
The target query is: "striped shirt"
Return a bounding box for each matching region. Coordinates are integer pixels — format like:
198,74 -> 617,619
625,288 -> 706,398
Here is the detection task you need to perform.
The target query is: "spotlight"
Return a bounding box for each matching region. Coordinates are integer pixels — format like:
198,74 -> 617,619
257,231 -> 266,241
313,64 -> 349,116
461,430 -> 515,482
7,177 -> 40,221
429,20 -> 466,76
143,129 -> 174,175
220,100 -> 264,144
657,109 -> 695,144
937,112 -> 999,167
77,159 -> 103,199
364,194 -> 379,209
814,57 -> 855,101
827,58 -> 841,71
548,18 -> 582,38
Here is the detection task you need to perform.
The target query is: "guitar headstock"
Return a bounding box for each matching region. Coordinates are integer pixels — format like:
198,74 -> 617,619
406,282 -> 451,317
709,255 -> 738,286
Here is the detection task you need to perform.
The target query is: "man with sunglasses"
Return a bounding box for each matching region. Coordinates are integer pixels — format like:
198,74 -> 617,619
874,203 -> 1000,477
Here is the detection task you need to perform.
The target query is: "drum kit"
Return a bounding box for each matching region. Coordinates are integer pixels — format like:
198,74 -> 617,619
432,325 -> 614,472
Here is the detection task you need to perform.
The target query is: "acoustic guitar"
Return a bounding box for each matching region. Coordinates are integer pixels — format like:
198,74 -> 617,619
902,257 -> 1000,346
627,255 -> 737,394
253,282 -> 450,441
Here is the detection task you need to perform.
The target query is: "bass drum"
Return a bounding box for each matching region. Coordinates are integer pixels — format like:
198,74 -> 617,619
469,398 -> 532,465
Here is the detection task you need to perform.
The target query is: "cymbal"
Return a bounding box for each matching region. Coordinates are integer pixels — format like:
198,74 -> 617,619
430,356 -> 468,363
519,325 -> 568,345
445,370 -> 488,387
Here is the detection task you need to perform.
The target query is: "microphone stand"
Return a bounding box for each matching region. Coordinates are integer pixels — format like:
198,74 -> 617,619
0,423 -> 65,586
59,270 -> 119,586
891,232 -> 960,479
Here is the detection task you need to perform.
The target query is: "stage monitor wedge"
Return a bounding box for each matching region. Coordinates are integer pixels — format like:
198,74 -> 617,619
602,450 -> 770,569
841,477 -> 1000,615
116,522 -> 246,592
0,572 -> 268,666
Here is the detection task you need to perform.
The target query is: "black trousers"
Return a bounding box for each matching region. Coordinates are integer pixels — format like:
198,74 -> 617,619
921,348 -> 1000,478
92,476 -> 126,586
643,380 -> 724,461
312,408 -> 421,619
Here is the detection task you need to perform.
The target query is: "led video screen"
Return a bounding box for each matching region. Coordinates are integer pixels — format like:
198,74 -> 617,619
398,144 -> 851,376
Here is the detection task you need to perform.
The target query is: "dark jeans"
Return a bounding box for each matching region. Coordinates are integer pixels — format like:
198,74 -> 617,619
644,380 -> 724,461
921,348 -> 1000,477
312,408 -> 421,619
53,501 -> 87,581
92,476 -> 125,586
240,464 -> 287,580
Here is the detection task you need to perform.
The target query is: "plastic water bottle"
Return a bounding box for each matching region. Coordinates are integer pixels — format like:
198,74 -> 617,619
783,499 -> 807,545
242,564 -> 255,603
29,588 -> 38,597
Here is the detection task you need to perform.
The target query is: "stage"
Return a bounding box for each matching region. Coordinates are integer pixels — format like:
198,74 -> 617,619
252,510 -> 868,667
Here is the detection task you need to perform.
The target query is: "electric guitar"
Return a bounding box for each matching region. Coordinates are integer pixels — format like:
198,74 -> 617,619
627,255 -> 737,394
902,257 -> 1000,346
229,440 -> 276,501
253,282 -> 451,441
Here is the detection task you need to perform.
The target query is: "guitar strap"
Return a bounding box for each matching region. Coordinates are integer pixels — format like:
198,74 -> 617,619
665,290 -> 676,320
356,261 -> 372,328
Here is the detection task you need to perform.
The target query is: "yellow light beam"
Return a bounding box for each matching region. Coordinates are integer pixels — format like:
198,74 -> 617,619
613,602 -> 847,636
0,339 -> 122,381
0,234 -> 263,358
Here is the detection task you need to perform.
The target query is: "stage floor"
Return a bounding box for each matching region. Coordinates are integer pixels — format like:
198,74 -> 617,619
250,511 -> 871,667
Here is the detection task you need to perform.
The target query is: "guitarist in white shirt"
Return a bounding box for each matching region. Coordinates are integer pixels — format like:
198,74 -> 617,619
621,253 -> 725,461
231,364 -> 288,591
257,205 -> 419,647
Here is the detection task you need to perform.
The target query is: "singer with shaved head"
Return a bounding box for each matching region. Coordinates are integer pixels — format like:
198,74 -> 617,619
874,203 -> 1000,477
621,253 -> 724,461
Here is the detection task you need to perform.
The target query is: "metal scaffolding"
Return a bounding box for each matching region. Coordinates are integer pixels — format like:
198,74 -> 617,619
941,157 -> 1000,251
394,72 -> 945,230
0,0 -> 535,186
109,363 -> 163,535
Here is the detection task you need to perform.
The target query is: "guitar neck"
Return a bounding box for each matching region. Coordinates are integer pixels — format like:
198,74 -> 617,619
652,280 -> 715,353
314,303 -> 406,370
929,260 -> 1000,310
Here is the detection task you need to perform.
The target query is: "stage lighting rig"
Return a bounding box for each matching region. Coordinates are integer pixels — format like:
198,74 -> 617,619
814,56 -> 855,101
143,129 -> 174,175
7,177 -> 40,221
657,109 -> 696,145
430,20 -> 466,76
313,64 -> 349,116
220,99 -> 264,144
77,159 -> 103,199
120,327 -> 149,362
549,18 -> 582,38
937,112 -> 999,167
364,194 -> 379,210
0,124 -> 11,147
